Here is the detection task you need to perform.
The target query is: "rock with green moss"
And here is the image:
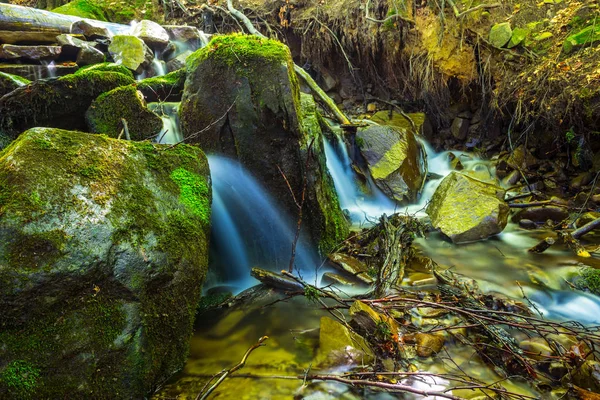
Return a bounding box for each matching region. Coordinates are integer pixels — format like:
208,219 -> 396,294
137,68 -> 186,102
489,22 -> 513,48
426,171 -> 509,243
74,62 -> 134,79
356,125 -> 424,204
52,0 -> 109,21
181,34 -> 348,254
0,70 -> 134,146
0,127 -> 211,399
574,266 -> 600,296
0,72 -> 29,98
108,35 -> 153,73
86,85 -> 163,140
562,24 -> 600,54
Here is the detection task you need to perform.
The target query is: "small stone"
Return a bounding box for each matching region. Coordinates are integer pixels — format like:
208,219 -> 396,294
70,20 -> 109,40
317,317 -> 374,366
519,219 -> 537,229
404,333 -> 445,357
450,117 -> 469,140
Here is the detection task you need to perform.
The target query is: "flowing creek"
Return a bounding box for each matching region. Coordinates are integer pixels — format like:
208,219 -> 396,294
148,109 -> 600,399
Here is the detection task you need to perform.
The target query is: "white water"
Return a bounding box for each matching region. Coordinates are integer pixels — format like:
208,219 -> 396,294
148,102 -> 182,144
207,155 -> 320,292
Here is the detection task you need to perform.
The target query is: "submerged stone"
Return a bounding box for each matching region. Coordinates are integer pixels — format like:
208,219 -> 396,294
180,34 -> 348,254
426,171 -> 509,243
316,317 -> 374,367
0,70 -> 134,146
86,85 -> 163,140
356,125 -> 424,203
0,127 -> 211,399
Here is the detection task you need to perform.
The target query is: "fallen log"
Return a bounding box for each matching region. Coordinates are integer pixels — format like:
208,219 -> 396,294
0,3 -> 130,35
528,217 -> 600,256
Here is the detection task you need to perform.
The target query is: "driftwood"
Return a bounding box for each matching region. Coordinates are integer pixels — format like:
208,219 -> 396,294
250,267 -> 303,292
0,3 -> 130,34
529,217 -> 600,257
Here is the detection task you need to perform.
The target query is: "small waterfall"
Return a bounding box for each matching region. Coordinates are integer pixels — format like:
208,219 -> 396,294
207,155 -> 320,291
147,102 -> 182,144
151,50 -> 167,77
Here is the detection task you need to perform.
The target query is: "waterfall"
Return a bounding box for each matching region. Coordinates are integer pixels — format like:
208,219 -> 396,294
207,155 -> 320,291
148,102 -> 182,144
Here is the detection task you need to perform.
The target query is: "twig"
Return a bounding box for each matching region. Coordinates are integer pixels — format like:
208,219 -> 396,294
121,118 -> 130,141
196,336 -> 269,400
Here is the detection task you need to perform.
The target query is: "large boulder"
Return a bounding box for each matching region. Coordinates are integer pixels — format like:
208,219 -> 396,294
132,20 -> 170,51
0,70 -> 133,145
180,34 -> 348,253
426,171 -> 509,243
85,85 -> 163,140
356,125 -> 424,204
0,127 -> 211,399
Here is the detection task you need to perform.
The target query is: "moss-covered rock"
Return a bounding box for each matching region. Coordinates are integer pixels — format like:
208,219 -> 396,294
0,127 -> 211,399
489,22 -> 513,48
426,171 -> 509,243
562,24 -> 600,54
0,70 -> 133,147
74,62 -> 134,79
181,34 -> 348,254
108,35 -> 153,72
52,0 -> 108,21
0,72 -> 29,98
356,125 -> 424,204
137,68 -> 186,102
86,85 -> 163,140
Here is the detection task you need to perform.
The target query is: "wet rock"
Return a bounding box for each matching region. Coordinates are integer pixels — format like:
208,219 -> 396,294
132,19 -> 170,51
0,71 -> 29,97
317,316 -> 374,366
519,219 -> 537,229
85,85 -> 163,140
356,125 -> 424,203
166,50 -> 192,72
250,268 -> 303,291
328,253 -> 374,284
108,35 -> 154,72
57,34 -> 105,66
448,152 -> 464,170
0,63 -> 77,80
70,20 -> 109,40
572,172 -> 594,189
569,360 -> 600,392
0,70 -> 134,145
511,206 -> 569,224
180,34 -> 348,253
0,30 -> 60,44
0,128 -> 211,399
463,163 -> 495,183
321,272 -> 358,287
519,338 -> 553,360
450,117 -> 469,140
164,25 -> 206,48
489,22 -> 512,48
404,333 -> 445,357
369,110 -> 428,135
349,300 -> 399,337
506,144 -> 538,170
426,172 -> 509,243
0,44 -> 61,61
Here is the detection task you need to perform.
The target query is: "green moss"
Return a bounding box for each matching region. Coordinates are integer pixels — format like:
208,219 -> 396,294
563,23 -> 600,54
170,167 -> 210,225
186,34 -> 290,73
75,62 -> 134,80
136,69 -> 186,101
0,360 -> 40,398
52,0 -> 108,21
575,267 -> 600,296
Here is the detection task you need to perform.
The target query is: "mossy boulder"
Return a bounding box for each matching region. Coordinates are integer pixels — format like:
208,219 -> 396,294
137,68 -> 186,102
0,70 -> 134,146
108,35 -> 153,73
75,62 -> 134,79
489,22 -> 513,48
181,34 -> 348,254
426,171 -> 509,243
356,125 -> 424,204
86,85 -> 163,140
0,72 -> 29,98
0,127 -> 211,399
52,0 -> 109,21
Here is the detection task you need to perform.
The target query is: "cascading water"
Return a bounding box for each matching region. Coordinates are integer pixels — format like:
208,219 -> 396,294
206,155 -> 320,292
148,102 -> 183,144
